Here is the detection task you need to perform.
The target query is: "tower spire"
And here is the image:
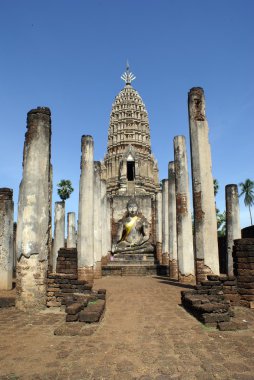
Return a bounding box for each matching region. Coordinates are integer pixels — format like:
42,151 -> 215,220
121,61 -> 136,85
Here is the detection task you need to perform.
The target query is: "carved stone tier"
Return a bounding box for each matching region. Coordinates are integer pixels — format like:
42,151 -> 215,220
101,81 -> 160,196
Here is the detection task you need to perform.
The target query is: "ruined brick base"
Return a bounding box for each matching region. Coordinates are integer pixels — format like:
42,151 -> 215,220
93,261 -> 102,279
181,275 -> 247,331
162,253 -> 169,265
220,275 -> 240,306
179,271 -> 196,285
101,254 -> 109,266
47,273 -> 92,307
195,258 -> 213,283
156,242 -> 162,264
16,255 -> 48,311
56,248 -> 77,275
233,238 -> 254,308
78,266 -> 94,284
169,259 -> 178,280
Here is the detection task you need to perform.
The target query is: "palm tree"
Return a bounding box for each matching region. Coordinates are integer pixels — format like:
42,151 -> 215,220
213,178 -> 219,197
57,179 -> 74,201
239,179 -> 254,225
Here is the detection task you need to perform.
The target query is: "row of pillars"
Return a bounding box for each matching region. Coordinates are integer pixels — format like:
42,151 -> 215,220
157,88 -> 241,283
0,108 -> 111,310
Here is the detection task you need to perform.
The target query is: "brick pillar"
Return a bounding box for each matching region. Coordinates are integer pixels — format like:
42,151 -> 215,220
0,188 -> 14,290
16,107 -> 51,310
52,201 -> 65,272
168,162 -> 178,280
77,135 -> 94,283
188,87 -> 219,282
226,184 -> 241,276
174,136 -> 195,284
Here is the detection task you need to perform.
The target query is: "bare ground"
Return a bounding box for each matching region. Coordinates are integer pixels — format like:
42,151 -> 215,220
0,276 -> 254,380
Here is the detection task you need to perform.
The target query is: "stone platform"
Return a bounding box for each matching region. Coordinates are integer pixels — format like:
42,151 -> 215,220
102,252 -> 157,276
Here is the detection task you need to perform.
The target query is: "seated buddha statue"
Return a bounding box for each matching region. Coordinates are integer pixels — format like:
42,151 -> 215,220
112,199 -> 154,254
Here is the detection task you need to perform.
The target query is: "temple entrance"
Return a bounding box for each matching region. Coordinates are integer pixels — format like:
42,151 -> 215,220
127,161 -> 135,181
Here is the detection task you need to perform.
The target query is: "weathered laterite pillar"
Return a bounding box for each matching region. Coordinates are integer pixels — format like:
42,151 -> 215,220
52,201 -> 65,272
67,212 -> 76,248
94,161 -> 102,279
226,184 -> 241,276
168,162 -> 178,279
16,107 -> 51,310
0,188 -> 14,290
77,135 -> 94,282
101,180 -> 108,263
106,195 -> 112,259
155,190 -> 162,264
174,136 -> 195,284
188,87 -> 219,282
162,179 -> 169,265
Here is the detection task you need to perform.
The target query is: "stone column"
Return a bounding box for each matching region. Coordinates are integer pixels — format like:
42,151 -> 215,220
162,179 -> 169,265
16,107 -> 51,310
0,188 -> 14,290
52,201 -> 65,272
155,190 -> 162,263
226,184 -> 241,276
168,162 -> 178,279
77,135 -> 94,282
67,212 -> 76,248
101,180 -> 108,263
13,222 -> 17,271
106,196 -> 112,256
174,136 -> 195,284
188,87 -> 219,282
94,161 -> 102,278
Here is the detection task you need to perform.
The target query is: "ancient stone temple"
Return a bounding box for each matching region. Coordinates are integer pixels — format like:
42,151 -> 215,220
100,66 -> 161,275
101,65 -> 160,196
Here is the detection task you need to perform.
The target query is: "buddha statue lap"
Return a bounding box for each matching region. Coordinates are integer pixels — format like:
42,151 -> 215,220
112,199 -> 154,254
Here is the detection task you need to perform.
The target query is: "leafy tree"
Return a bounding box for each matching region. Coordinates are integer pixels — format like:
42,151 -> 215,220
213,178 -> 219,197
239,179 -> 254,225
57,179 -> 74,201
216,208 -> 226,237
213,178 -> 226,236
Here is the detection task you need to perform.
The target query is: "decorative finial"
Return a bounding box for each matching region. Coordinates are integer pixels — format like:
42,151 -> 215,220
121,61 -> 136,85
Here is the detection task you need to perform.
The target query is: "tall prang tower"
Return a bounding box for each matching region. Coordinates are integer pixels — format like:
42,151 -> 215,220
101,64 -> 160,196
101,65 -> 161,253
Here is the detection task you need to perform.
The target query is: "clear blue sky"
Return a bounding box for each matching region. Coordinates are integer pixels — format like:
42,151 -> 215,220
1,0 -> 253,228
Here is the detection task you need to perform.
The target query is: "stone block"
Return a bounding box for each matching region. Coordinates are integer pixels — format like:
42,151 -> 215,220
47,301 -> 61,307
196,303 -> 229,313
97,288 -> 107,294
201,281 -> 221,286
97,293 -> 106,300
66,313 -> 79,322
237,282 -> 254,289
238,288 -> 254,295
207,275 -> 220,281
218,321 -> 248,331
66,302 -> 84,315
223,280 -> 237,286
201,313 -> 230,323
79,310 -> 101,323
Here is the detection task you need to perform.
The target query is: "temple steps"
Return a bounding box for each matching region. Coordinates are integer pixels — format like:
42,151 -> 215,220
102,264 -> 157,276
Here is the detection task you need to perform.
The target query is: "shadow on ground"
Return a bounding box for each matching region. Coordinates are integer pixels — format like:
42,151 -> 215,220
153,275 -> 195,289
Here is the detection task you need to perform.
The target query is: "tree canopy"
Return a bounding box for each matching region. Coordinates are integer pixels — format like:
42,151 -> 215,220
57,179 -> 74,201
239,179 -> 254,225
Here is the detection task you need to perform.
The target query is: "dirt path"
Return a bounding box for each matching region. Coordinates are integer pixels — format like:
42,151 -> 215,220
0,276 -> 254,379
